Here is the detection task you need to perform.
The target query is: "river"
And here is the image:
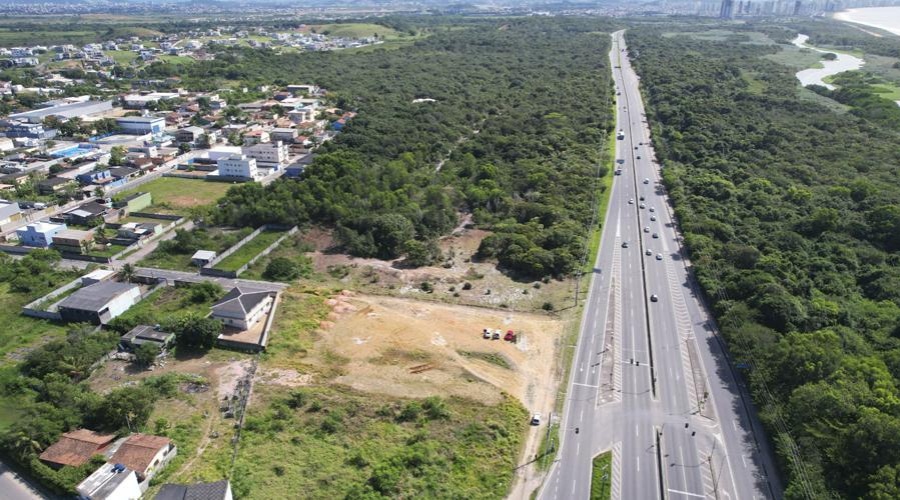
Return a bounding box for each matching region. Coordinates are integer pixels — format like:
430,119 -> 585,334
791,34 -> 864,90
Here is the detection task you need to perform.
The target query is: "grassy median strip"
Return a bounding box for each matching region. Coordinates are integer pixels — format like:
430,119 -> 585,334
591,451 -> 612,500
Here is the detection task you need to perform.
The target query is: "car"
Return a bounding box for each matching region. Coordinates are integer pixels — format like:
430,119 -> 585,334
492,329 -> 501,340
645,249 -> 652,256
640,203 -> 646,209
644,226 -> 650,233
640,195 -> 645,201
649,207 -> 655,212
531,413 -> 542,426
636,155 -> 641,159
616,91 -> 621,95
615,169 -> 622,175
504,330 -> 516,342
650,215 -> 657,221
652,233 -> 659,239
635,146 -> 639,150
643,178 -> 650,184
616,158 -> 625,164
622,241 -> 629,248
628,198 -> 635,204
650,294 -> 659,302
483,329 -> 491,339
639,141 -> 643,145
656,254 -> 663,260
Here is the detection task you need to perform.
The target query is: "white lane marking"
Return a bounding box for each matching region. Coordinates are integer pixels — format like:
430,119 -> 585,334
667,488 -> 706,498
732,419 -> 738,431
742,455 -> 747,468
573,382 -> 599,388
636,456 -> 640,472
635,425 -> 639,437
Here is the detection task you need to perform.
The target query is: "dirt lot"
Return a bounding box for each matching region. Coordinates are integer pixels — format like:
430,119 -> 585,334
302,225 -> 576,313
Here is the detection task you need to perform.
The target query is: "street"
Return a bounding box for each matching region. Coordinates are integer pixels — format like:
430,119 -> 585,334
537,31 -> 782,500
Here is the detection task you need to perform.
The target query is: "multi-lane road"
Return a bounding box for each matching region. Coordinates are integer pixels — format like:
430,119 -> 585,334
537,31 -> 783,500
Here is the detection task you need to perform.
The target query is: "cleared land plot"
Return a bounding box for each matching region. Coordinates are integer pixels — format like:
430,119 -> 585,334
0,283 -> 72,368
117,177 -> 232,213
139,227 -> 252,272
214,230 -> 286,272
310,23 -> 403,40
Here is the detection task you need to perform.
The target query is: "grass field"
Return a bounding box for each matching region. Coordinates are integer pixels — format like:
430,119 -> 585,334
107,50 -> 139,65
214,230 -> 286,272
872,82 -> 900,100
118,177 -> 233,213
311,23 -> 403,40
0,283 -> 72,369
111,284 -> 223,329
158,55 -> 195,65
591,452 -> 612,500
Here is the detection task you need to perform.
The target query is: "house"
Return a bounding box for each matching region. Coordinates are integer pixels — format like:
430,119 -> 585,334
0,200 -> 22,226
66,200 -> 109,223
113,192 -> 152,212
110,434 -> 176,482
155,480 -> 233,500
58,281 -> 141,324
76,169 -> 113,186
269,127 -> 298,143
175,126 -> 205,143
241,129 -> 269,145
39,429 -> 117,469
115,116 -> 165,135
38,176 -> 76,195
52,228 -> 95,254
286,84 -> 319,96
16,221 -> 67,248
120,325 -> 175,351
191,250 -> 217,266
211,287 -> 275,330
76,463 -> 141,500
109,167 -> 140,181
117,222 -> 161,239
216,154 -> 258,180
3,121 -> 56,139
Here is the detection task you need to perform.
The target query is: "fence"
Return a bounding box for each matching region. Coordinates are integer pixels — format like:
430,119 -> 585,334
200,224 -> 297,279
22,276 -> 83,320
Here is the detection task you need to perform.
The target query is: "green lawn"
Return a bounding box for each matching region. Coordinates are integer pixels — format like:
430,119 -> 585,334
158,55 -> 195,65
214,230 -> 286,272
871,82 -> 900,100
110,284 -> 222,330
0,283 -> 71,368
590,452 -> 611,500
117,177 -> 233,213
106,50 -> 139,65
88,243 -> 129,258
312,23 -> 403,40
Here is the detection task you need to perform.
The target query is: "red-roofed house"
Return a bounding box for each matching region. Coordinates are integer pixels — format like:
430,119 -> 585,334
110,433 -> 177,482
39,429 -> 117,469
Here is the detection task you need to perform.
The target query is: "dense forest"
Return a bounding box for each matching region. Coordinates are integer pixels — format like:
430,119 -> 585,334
205,19 -> 617,278
628,25 -> 900,499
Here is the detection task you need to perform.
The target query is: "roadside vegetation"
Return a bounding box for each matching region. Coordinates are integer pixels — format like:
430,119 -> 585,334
591,451 -> 611,500
629,23 -> 900,498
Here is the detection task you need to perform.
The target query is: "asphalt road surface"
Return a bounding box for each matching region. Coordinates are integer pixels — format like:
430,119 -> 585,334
537,31 -> 783,500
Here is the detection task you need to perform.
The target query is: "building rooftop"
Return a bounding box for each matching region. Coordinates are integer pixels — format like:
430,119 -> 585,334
54,228 -> 94,241
123,325 -> 173,345
39,429 -> 117,467
110,434 -> 172,474
20,221 -> 66,233
58,281 -> 138,313
192,250 -> 216,261
116,116 -> 165,123
212,287 -> 273,319
77,462 -> 136,499
8,99 -> 113,122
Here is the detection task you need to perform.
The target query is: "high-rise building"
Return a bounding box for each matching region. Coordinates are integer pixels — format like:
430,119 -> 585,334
720,0 -> 735,18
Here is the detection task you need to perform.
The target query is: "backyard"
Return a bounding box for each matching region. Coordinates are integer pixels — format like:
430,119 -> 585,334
139,227 -> 253,271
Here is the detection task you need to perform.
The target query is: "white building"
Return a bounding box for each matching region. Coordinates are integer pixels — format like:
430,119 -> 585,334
217,154 -> 258,180
76,463 -> 141,500
115,116 -> 165,135
242,141 -> 288,169
211,287 -> 275,330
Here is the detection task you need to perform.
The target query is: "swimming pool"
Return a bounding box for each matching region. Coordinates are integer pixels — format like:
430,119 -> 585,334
50,144 -> 97,158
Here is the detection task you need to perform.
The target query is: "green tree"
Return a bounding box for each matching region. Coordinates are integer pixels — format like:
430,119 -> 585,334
133,343 -> 159,368
264,257 -> 301,281
169,313 -> 222,350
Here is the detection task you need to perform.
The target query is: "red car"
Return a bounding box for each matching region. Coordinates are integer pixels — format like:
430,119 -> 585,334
504,330 -> 516,342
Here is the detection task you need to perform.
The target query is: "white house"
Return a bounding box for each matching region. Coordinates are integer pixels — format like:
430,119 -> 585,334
76,463 -> 141,500
211,287 -> 275,330
216,154 -> 258,180
242,141 -> 288,169
191,250 -> 217,266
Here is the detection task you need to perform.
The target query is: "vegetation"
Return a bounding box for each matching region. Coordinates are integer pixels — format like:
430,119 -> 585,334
629,23 -> 900,499
222,385 -> 526,499
116,177 -> 234,213
591,452 -> 611,500
140,227 -> 253,271
0,321 -> 186,495
107,282 -> 225,334
208,19 -> 615,279
214,229 -> 286,272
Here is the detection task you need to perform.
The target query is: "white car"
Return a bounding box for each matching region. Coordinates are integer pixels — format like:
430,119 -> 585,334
643,178 -> 650,184
656,254 -> 663,260
628,198 -> 635,204
531,413 -> 542,426
649,207 -> 655,212
645,249 -> 652,256
644,226 -> 650,233
650,215 -> 657,221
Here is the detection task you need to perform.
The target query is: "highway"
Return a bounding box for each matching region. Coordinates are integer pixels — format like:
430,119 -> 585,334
537,31 -> 782,500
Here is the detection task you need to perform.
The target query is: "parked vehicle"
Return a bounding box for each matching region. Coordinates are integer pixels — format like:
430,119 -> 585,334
504,330 -> 516,342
